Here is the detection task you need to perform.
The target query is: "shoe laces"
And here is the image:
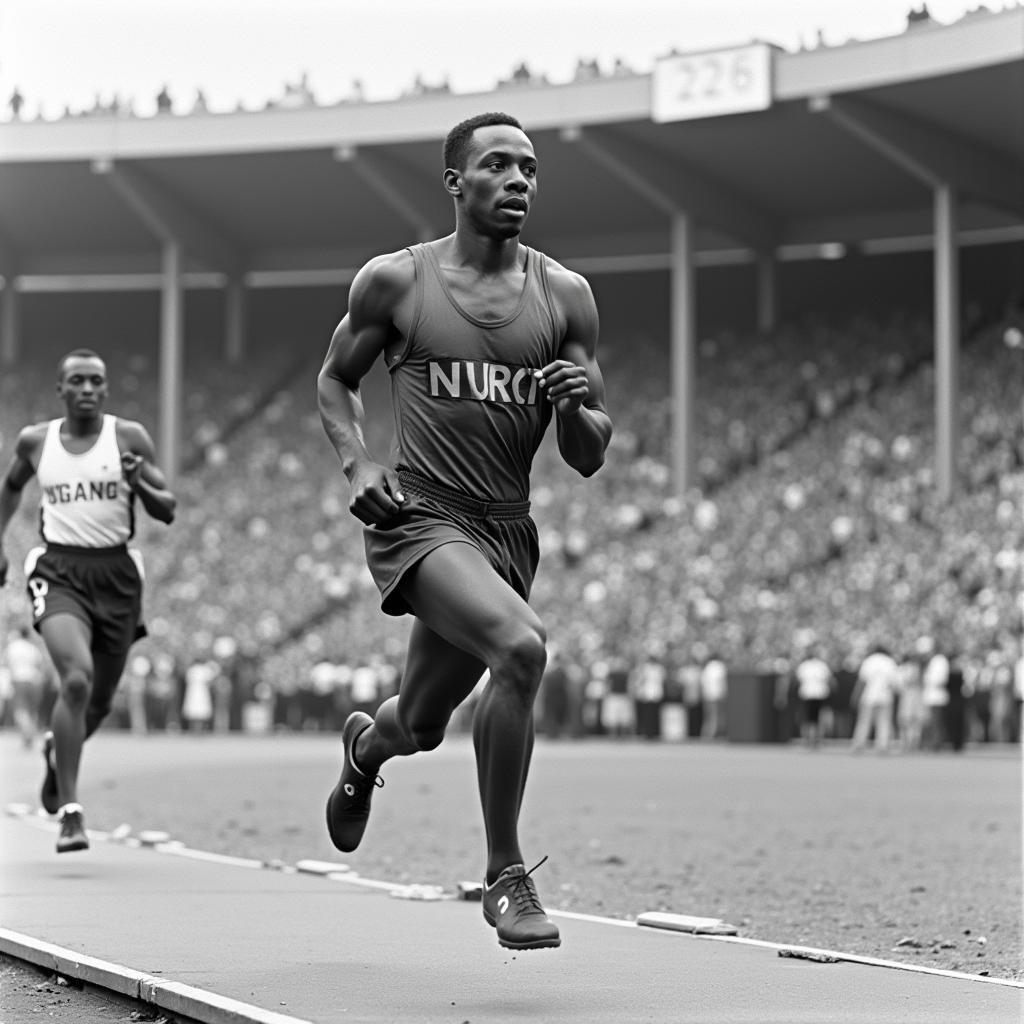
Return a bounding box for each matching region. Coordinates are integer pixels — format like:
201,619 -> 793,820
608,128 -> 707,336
507,855 -> 548,915
346,773 -> 383,808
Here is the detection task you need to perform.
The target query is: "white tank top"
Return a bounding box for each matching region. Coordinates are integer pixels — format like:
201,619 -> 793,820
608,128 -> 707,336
36,415 -> 134,547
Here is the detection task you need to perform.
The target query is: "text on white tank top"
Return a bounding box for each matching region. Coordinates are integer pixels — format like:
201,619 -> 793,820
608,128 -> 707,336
36,414 -> 133,547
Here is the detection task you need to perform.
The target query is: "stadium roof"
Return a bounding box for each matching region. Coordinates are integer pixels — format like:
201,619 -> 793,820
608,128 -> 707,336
0,7 -> 1021,287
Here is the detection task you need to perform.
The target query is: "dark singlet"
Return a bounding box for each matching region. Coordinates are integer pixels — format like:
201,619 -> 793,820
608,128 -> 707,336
388,243 -> 561,504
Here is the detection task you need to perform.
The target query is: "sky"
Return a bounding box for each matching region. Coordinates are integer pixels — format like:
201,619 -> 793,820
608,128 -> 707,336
0,0 -> 1007,120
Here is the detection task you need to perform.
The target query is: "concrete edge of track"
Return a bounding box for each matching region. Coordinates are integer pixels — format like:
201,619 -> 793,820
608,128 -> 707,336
5,801 -> 1022,1021
0,928 -> 314,1024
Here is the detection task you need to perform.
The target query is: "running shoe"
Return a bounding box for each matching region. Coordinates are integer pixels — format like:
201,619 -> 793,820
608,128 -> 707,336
40,731 -> 59,815
56,804 -> 89,854
482,857 -> 561,950
326,711 -> 382,853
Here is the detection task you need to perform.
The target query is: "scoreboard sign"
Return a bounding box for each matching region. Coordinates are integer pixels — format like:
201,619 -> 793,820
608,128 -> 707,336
652,44 -> 773,123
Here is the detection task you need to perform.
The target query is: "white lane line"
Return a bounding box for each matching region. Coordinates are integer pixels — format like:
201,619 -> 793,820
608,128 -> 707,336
702,933 -> 1024,989
5,806 -> 1018,990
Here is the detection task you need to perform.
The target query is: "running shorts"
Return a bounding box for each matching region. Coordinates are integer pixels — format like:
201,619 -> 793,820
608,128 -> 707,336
24,543 -> 147,655
363,470 -> 540,617
802,697 -> 825,724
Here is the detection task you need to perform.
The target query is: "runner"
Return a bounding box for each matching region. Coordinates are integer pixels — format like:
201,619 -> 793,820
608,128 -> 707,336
318,112 -> 612,949
0,349 -> 176,852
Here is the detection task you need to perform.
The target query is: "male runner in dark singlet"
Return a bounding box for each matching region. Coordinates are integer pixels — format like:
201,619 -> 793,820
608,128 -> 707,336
318,112 -> 612,951
0,349 -> 176,852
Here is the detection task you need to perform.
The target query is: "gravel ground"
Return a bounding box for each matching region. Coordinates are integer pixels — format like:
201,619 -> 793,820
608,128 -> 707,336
0,954 -> 190,1023
1,730 -> 1020,1021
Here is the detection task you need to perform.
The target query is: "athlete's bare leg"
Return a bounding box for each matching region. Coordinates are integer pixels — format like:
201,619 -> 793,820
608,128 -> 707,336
355,617 -> 486,770
38,615 -> 94,807
362,541 -> 547,884
86,649 -> 130,738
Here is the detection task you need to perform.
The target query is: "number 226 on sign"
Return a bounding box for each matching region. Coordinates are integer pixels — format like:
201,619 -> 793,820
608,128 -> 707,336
651,43 -> 773,123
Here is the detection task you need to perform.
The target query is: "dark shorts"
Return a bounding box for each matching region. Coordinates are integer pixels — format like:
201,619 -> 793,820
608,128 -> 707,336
24,543 -> 147,655
364,471 -> 540,617
802,698 -> 826,723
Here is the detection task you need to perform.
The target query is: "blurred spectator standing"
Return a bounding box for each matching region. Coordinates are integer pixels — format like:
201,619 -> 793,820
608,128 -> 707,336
851,645 -> 899,752
538,644 -> 571,738
794,647 -> 835,747
906,4 -> 935,28
155,85 -> 173,114
273,674 -> 300,732
602,654 -> 634,737
8,87 -> 24,120
985,656 -> 1015,743
277,72 -> 316,109
4,627 -> 45,747
1013,648 -> 1024,744
832,658 -> 859,740
632,645 -> 667,740
922,648 -> 951,750
183,656 -> 216,732
146,653 -> 180,732
581,660 -> 607,736
210,636 -> 237,733
700,653 -> 728,740
310,657 -> 341,732
125,654 -> 151,734
945,651 -> 968,752
500,61 -> 547,88
572,58 -> 602,82
678,654 -> 704,738
897,648 -> 926,751
659,651 -> 687,742
331,663 -> 354,731
349,660 -> 380,719
208,635 -> 240,730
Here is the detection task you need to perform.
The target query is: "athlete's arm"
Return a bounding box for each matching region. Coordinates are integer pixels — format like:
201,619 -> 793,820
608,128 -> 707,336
116,420 -> 177,525
317,251 -> 412,526
0,425 -> 43,587
538,264 -> 612,477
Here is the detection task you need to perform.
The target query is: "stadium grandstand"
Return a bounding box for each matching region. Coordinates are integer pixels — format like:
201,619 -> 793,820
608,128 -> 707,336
0,6 -> 1021,745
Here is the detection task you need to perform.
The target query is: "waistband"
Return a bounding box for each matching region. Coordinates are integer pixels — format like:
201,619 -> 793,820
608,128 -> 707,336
397,470 -> 531,521
45,542 -> 129,557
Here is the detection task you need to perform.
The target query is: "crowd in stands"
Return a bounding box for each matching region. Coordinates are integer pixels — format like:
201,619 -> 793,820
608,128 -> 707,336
2,297 -> 1020,751
5,618 -> 1018,751
5,5 -> 1016,122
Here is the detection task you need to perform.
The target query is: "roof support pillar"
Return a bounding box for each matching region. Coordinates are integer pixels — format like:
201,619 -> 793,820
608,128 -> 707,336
160,241 -> 184,485
934,185 -> 959,503
1,278 -> 19,368
812,95 -> 963,501
671,213 -> 697,494
94,158 -> 244,483
756,251 -> 777,335
561,125 -> 699,495
0,243 -> 19,367
225,275 -> 246,364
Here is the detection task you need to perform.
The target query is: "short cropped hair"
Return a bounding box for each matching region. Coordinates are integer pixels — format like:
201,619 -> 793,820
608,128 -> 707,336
443,112 -> 524,171
58,348 -> 104,379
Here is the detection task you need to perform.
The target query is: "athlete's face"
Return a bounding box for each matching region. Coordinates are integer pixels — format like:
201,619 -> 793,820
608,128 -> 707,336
449,125 -> 537,239
58,357 -> 108,418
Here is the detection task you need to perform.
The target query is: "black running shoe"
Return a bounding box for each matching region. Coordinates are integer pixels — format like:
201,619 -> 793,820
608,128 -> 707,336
57,804 -> 89,854
482,857 -> 561,950
40,731 -> 59,815
326,711 -> 382,853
